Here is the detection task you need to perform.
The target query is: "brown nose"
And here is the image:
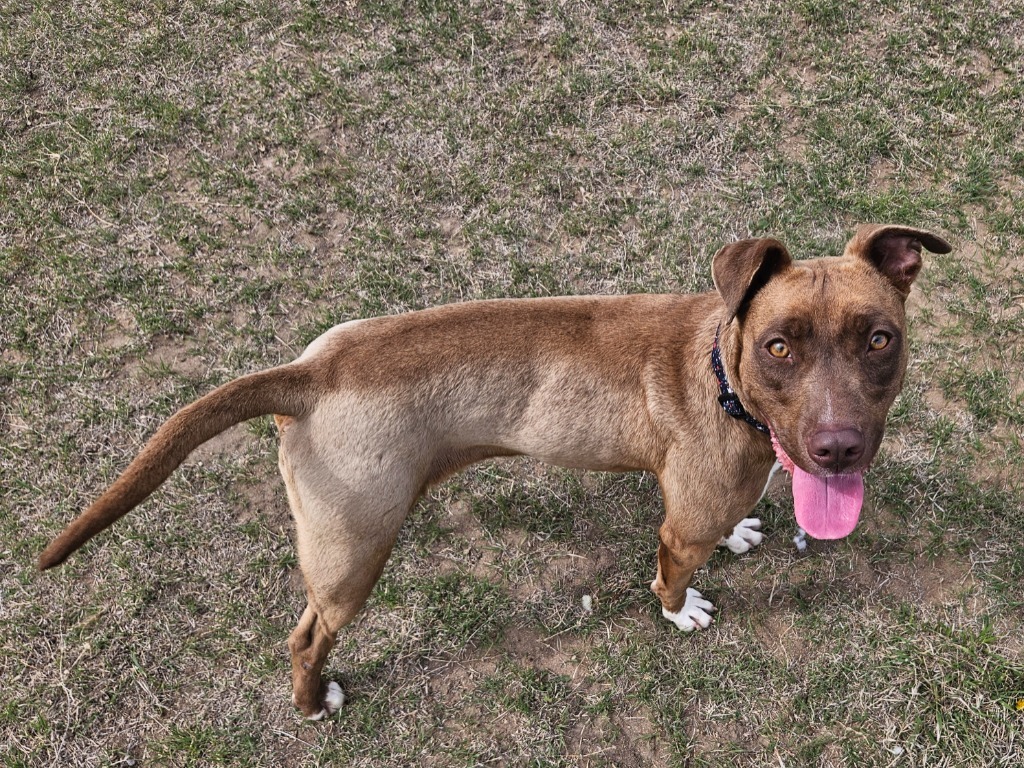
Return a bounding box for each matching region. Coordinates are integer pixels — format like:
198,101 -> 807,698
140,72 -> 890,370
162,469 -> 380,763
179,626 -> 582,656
807,428 -> 865,472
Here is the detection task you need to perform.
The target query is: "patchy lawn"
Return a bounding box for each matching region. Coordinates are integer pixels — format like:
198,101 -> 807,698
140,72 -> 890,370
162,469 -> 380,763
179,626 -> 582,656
2,1 -> 1021,765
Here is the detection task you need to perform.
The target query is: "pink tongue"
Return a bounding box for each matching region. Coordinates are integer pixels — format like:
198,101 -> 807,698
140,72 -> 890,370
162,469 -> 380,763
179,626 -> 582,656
771,432 -> 864,539
791,466 -> 864,539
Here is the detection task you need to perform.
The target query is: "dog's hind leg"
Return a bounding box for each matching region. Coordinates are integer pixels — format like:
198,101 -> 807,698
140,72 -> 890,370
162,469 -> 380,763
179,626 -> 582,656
288,602 -> 344,719
276,416 -> 420,719
284,495 -> 412,718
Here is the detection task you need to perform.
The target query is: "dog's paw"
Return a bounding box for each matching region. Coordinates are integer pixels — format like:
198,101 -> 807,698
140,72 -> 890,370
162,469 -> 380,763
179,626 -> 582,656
793,526 -> 807,552
306,681 -> 345,721
719,517 -> 763,554
662,587 -> 716,632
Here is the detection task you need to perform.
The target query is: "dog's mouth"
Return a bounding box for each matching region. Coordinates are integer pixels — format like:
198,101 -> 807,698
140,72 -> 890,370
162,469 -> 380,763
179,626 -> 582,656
770,432 -> 864,540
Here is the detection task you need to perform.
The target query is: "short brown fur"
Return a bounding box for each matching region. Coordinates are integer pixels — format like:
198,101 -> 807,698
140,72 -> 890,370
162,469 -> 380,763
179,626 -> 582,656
39,224 -> 950,718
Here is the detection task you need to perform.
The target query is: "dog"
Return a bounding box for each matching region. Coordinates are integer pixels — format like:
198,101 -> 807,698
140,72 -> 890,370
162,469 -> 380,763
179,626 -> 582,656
38,224 -> 950,719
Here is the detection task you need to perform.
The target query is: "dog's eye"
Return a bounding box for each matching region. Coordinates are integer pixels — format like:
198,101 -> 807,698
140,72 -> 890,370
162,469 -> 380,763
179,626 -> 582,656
767,340 -> 790,358
868,332 -> 890,351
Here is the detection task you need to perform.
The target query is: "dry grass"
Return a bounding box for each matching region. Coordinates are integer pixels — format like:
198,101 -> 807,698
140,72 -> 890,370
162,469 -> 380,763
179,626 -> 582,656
2,1 -> 1022,765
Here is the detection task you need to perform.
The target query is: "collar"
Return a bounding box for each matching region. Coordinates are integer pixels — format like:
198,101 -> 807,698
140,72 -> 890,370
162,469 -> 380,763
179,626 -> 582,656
711,324 -> 770,435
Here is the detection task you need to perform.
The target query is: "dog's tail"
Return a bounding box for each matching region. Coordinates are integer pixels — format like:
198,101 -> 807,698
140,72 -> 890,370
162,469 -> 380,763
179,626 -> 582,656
38,362 -> 321,570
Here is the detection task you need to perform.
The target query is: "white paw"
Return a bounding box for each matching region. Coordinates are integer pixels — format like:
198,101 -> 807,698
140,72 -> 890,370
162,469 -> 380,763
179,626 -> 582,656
306,681 -> 345,720
793,526 -> 807,552
719,517 -> 763,554
662,587 -> 716,632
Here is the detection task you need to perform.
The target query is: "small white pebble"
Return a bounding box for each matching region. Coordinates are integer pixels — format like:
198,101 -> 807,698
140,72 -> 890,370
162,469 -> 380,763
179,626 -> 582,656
581,594 -> 593,612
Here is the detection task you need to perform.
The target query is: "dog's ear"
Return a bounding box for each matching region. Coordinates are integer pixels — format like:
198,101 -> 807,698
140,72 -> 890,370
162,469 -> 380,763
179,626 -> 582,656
712,238 -> 793,324
845,224 -> 951,295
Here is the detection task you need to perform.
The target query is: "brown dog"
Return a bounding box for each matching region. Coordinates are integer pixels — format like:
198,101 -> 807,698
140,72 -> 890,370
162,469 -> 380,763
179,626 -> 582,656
39,224 -> 950,719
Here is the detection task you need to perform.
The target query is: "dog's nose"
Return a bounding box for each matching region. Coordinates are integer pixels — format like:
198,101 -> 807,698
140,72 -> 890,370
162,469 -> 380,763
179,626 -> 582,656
807,428 -> 865,472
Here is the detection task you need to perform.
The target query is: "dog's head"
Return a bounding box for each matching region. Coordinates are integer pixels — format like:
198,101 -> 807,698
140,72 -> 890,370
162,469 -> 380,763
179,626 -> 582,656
712,225 -> 951,539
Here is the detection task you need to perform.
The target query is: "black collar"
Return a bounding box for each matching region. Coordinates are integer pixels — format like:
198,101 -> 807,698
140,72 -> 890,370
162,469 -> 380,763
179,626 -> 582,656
711,325 -> 770,435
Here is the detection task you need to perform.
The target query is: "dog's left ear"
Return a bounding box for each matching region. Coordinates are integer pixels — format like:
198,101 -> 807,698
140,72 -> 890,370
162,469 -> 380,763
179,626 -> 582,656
845,224 -> 951,295
713,237 -> 793,324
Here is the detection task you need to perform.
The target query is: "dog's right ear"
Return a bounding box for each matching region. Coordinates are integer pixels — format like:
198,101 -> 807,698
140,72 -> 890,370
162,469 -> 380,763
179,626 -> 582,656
712,238 -> 793,324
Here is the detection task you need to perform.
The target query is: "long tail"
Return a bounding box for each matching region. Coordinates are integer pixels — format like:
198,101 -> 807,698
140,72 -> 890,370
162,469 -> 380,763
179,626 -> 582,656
38,362 -> 320,570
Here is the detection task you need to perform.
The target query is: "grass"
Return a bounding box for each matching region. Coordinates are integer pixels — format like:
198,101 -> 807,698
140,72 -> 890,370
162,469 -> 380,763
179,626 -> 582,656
2,0 -> 1023,765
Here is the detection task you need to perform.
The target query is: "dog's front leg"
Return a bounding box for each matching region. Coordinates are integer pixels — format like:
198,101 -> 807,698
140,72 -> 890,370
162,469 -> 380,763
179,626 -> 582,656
650,520 -> 719,632
718,517 -> 763,554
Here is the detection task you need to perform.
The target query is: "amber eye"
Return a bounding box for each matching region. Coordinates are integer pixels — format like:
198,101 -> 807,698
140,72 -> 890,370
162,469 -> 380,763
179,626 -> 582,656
869,332 -> 890,351
767,340 -> 790,358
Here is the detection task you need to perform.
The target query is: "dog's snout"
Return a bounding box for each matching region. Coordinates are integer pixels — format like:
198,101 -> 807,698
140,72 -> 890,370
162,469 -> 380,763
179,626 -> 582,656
807,428 -> 865,472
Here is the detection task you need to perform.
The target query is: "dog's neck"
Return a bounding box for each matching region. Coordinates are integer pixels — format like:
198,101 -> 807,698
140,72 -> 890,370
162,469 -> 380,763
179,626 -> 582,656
711,323 -> 769,435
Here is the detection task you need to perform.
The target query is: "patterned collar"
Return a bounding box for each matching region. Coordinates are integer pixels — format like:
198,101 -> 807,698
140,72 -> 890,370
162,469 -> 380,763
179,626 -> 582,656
710,325 -> 770,435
